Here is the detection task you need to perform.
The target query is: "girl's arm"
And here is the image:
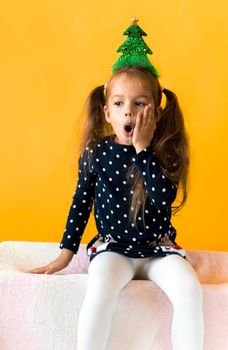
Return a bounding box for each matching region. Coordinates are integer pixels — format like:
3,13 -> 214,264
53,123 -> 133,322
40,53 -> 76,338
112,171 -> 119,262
130,147 -> 177,210
59,148 -> 97,254
59,247 -> 74,263
26,149 -> 97,274
130,104 -> 177,210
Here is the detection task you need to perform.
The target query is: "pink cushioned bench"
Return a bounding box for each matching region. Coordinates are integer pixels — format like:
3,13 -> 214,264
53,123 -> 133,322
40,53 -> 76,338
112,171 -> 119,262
0,241 -> 228,350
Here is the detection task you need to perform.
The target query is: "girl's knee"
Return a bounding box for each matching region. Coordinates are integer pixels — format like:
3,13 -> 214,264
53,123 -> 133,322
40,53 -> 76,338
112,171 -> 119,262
172,273 -> 203,305
184,273 -> 202,296
155,255 -> 203,304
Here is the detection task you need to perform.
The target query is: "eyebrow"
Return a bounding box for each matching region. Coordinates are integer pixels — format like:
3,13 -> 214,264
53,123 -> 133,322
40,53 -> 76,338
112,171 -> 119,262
111,94 -> 149,99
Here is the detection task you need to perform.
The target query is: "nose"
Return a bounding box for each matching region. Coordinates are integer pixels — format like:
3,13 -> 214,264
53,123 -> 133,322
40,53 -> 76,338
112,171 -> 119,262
124,102 -> 133,117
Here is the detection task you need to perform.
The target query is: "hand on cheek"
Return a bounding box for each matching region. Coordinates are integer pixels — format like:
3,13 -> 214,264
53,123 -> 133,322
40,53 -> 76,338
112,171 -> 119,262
132,104 -> 157,153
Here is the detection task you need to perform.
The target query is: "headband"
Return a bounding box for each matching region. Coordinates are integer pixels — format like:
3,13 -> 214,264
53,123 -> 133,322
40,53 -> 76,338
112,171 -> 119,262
112,18 -> 159,77
104,18 -> 165,94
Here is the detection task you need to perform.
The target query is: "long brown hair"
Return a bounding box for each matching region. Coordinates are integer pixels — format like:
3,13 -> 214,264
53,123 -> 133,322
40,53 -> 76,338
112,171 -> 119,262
79,65 -> 189,226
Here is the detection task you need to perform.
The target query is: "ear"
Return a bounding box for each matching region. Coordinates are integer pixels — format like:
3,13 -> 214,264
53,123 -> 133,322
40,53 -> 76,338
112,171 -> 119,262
155,106 -> 163,122
104,105 -> 111,123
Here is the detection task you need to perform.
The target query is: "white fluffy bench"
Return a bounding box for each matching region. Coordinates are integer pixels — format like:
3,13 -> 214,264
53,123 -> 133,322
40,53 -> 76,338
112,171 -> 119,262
0,241 -> 228,350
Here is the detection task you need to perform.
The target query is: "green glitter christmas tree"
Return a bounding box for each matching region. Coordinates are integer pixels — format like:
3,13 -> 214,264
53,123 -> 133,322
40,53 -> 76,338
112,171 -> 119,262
112,18 -> 159,77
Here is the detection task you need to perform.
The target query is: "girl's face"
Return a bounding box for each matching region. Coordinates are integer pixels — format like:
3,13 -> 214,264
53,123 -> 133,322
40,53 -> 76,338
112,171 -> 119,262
104,74 -> 159,146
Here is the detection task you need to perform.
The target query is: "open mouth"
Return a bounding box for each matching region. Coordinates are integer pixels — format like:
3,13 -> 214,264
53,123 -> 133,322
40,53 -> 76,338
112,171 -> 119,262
123,123 -> 134,136
124,124 -> 133,133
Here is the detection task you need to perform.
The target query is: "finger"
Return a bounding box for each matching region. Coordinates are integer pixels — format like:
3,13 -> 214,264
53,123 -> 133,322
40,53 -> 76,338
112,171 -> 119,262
25,268 -> 37,274
145,104 -> 155,128
45,268 -> 54,275
135,110 -> 143,129
142,104 -> 150,125
26,270 -> 39,274
28,266 -> 47,274
145,103 -> 152,118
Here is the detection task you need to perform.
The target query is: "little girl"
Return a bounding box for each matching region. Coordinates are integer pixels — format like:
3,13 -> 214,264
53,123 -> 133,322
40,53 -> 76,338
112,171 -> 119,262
28,19 -> 204,350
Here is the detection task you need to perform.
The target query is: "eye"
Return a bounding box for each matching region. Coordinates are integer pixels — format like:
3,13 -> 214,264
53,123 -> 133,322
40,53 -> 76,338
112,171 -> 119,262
135,102 -> 146,106
114,102 -> 122,106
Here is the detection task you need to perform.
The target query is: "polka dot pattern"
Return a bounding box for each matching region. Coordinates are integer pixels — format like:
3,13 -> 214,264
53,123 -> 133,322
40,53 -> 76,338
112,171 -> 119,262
59,135 -> 180,259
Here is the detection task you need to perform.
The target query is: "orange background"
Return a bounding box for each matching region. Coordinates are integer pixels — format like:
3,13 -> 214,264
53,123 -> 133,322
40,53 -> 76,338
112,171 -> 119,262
1,1 -> 228,251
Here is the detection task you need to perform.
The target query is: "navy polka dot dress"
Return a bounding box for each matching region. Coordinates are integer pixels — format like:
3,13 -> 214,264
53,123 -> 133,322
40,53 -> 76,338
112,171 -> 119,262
59,135 -> 186,262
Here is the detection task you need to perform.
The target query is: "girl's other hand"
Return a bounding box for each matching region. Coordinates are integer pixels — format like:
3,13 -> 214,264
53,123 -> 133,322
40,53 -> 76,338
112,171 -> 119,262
25,257 -> 70,275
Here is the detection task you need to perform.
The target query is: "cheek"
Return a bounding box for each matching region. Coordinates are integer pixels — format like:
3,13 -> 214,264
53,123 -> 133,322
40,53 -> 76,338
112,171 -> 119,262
111,120 -> 120,128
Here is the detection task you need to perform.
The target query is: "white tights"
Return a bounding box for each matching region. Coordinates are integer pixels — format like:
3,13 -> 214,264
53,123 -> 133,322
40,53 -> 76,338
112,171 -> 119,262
77,252 -> 204,350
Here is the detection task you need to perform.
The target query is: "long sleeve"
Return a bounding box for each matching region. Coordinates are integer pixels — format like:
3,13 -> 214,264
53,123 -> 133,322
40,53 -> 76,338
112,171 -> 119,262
130,146 -> 177,210
59,149 -> 97,254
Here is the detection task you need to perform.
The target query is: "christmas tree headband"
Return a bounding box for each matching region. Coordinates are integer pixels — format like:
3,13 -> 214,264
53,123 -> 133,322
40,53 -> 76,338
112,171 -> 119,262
112,18 -> 160,77
104,18 -> 165,93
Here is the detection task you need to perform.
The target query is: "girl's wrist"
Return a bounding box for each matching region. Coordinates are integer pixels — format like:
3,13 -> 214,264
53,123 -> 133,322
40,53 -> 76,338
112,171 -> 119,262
135,144 -> 150,154
60,248 -> 74,263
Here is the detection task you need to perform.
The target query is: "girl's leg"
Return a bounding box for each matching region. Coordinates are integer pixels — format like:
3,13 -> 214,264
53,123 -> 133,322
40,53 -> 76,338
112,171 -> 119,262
77,252 -> 135,350
145,254 -> 204,350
